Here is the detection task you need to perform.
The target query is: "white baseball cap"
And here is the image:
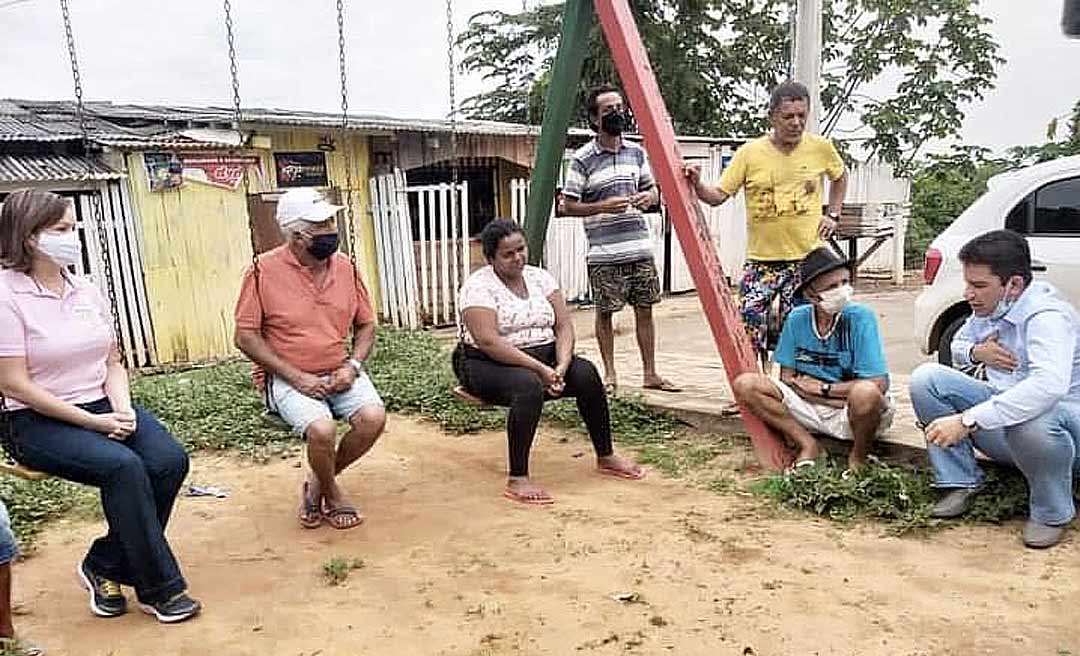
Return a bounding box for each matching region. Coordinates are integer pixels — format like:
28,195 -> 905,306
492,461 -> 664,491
276,188 -> 344,229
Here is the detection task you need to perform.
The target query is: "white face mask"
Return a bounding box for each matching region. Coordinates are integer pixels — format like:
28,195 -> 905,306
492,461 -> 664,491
817,283 -> 853,314
36,231 -> 82,267
989,281 -> 1016,321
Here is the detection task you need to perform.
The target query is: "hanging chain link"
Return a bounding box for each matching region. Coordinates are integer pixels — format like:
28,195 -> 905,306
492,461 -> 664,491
336,0 -> 360,289
446,0 -> 460,230
223,0 -> 260,301
59,0 -> 125,367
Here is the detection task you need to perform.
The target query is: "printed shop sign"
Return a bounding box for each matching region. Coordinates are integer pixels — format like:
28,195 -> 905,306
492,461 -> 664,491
144,152 -> 262,191
274,152 -> 329,188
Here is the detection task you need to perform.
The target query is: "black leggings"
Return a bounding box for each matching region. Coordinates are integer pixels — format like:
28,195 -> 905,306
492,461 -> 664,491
453,342 -> 613,477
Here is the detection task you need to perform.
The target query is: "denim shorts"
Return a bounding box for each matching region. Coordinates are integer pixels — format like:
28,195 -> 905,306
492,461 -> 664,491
0,501 -> 18,565
267,372 -> 383,437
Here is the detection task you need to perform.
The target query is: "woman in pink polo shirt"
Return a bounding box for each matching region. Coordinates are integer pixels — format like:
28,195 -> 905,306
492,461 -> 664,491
0,190 -> 200,624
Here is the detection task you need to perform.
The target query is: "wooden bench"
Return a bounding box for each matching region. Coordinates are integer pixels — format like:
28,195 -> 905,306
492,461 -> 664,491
826,205 -> 900,282
452,385 -> 490,407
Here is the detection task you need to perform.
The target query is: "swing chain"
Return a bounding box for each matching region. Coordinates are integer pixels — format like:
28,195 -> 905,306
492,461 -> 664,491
446,0 -> 460,225
60,0 -> 125,365
59,0 -> 85,140
0,392 -> 17,465
336,0 -> 360,284
222,0 -> 260,293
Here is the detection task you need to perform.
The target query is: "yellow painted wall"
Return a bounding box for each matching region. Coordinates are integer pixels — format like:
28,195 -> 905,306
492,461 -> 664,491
126,151 -> 258,363
128,130 -> 375,364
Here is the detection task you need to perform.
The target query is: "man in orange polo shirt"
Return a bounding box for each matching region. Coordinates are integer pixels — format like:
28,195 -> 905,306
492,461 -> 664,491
234,188 -> 385,531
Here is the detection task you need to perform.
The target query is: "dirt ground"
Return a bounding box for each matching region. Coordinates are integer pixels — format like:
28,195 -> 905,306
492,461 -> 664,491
15,416 -> 1080,656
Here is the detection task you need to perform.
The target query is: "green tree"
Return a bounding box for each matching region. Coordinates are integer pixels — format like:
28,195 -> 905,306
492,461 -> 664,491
906,100 -> 1080,265
456,1 -> 1002,168
906,145 -> 1009,264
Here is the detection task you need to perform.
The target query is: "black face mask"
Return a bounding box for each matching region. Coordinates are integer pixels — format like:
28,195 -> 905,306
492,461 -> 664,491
600,110 -> 628,136
307,233 -> 340,260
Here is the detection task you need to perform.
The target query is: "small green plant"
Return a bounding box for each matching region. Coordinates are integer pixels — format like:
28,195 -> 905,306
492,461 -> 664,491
322,556 -> 365,586
753,458 -> 1029,534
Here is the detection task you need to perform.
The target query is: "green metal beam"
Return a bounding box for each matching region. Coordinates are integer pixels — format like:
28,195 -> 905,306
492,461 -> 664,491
524,0 -> 593,265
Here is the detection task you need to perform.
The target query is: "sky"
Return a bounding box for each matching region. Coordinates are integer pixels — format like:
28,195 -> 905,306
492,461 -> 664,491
0,0 -> 1077,156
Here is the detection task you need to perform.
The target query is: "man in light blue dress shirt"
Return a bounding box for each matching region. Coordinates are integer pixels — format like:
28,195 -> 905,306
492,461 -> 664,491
911,230 -> 1080,548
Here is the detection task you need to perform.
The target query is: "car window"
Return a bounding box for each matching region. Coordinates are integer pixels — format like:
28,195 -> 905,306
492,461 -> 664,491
1033,176 -> 1080,234
1005,195 -> 1031,232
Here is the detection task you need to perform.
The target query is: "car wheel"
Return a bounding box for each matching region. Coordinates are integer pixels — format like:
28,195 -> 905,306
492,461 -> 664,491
936,314 -> 969,367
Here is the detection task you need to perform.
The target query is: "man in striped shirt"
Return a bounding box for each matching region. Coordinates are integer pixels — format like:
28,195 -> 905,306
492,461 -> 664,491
562,84 -> 679,394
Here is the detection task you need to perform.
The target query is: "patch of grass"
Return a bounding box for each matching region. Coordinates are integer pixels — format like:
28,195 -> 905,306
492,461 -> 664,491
322,556 -> 365,586
368,328 -> 680,445
0,476 -> 96,551
752,458 -> 1029,534
706,475 -> 737,494
132,360 -> 293,458
634,441 -> 727,477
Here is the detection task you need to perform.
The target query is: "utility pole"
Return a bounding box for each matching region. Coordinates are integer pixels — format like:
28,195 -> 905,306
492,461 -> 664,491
792,0 -> 823,132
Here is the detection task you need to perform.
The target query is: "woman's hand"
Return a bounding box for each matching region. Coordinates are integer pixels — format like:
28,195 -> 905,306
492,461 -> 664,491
538,365 -> 564,396
89,411 -> 137,440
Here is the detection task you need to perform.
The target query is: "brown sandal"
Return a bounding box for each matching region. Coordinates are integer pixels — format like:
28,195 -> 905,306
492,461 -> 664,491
298,481 -> 321,529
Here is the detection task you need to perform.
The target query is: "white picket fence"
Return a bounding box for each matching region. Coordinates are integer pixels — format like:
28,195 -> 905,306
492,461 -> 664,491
672,145 -> 745,291
72,182 -> 156,367
368,169 -> 470,328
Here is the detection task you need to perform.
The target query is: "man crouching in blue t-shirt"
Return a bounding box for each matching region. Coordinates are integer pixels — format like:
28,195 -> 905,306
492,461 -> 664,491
733,247 -> 892,469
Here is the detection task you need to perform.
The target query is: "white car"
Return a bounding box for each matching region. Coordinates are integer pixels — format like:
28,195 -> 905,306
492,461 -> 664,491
914,154 -> 1080,364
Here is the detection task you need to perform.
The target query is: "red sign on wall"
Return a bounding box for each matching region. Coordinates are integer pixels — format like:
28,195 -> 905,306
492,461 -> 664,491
180,154 -> 262,190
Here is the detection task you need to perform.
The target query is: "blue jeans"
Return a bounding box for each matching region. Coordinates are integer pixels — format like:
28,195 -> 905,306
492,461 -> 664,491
0,501 -> 16,565
9,398 -> 189,604
910,363 -> 1080,525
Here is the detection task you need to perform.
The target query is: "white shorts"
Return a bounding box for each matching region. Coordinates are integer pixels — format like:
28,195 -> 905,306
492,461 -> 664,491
267,372 -> 383,437
773,378 -> 894,441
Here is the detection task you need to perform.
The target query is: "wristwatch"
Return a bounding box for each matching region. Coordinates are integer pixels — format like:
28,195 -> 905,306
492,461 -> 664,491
348,358 -> 364,375
960,410 -> 979,433
821,383 -> 832,398
827,210 -> 841,220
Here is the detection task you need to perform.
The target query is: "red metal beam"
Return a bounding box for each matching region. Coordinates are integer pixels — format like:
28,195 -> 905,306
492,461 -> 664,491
593,0 -> 790,470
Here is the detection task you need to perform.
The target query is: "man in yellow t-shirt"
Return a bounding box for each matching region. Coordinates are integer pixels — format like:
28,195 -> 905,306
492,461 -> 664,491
686,80 -> 847,365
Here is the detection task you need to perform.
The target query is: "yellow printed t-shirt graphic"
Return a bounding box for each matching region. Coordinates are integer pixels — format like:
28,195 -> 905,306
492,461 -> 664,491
719,134 -> 845,262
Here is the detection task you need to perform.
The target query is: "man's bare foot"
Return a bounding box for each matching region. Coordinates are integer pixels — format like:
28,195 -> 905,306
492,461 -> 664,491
795,443 -> 824,464
603,375 -> 618,395
597,454 -> 645,480
504,477 -> 555,505
642,375 -> 681,393
847,455 -> 868,471
298,477 -> 322,529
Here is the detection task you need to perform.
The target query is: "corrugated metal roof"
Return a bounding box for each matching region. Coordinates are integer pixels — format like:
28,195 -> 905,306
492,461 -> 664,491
0,99 -> 744,146
0,154 -> 122,183
3,100 -> 545,139
0,116 -> 82,142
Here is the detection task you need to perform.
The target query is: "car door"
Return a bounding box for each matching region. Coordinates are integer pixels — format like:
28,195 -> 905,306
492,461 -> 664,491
1006,174 -> 1080,304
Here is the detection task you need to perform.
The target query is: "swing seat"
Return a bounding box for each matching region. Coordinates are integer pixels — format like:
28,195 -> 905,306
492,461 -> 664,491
261,410 -> 290,431
452,385 -> 489,407
0,461 -> 49,482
